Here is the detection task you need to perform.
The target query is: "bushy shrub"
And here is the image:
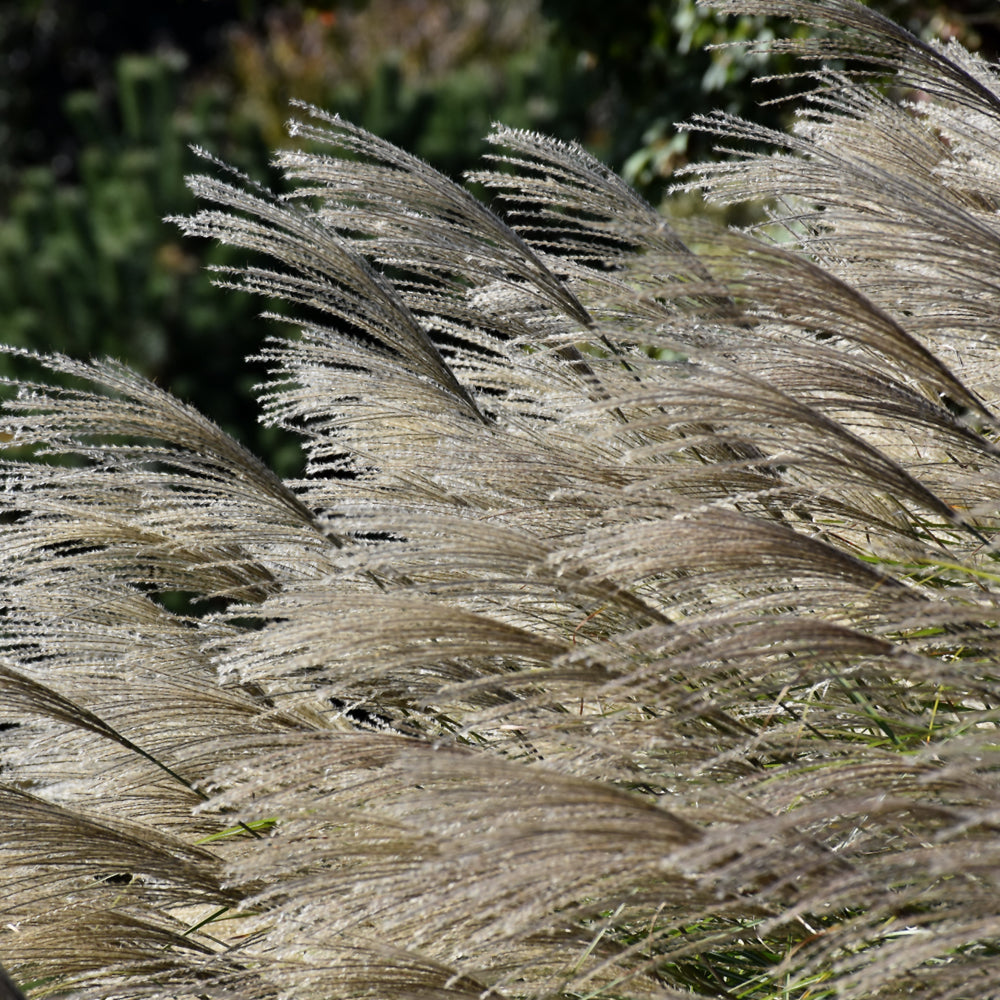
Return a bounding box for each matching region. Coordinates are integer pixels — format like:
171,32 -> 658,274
2,1 -> 1000,997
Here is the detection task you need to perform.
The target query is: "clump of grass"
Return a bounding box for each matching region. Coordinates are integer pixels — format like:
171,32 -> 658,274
2,1 -> 1000,997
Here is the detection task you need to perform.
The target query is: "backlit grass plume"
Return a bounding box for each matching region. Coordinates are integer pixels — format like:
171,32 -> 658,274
3,1 -> 1000,997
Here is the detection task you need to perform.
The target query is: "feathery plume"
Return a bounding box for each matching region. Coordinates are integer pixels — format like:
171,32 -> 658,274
2,2 -> 1000,997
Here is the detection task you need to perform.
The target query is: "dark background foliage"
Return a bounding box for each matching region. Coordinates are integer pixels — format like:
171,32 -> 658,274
1,0 -> 998,474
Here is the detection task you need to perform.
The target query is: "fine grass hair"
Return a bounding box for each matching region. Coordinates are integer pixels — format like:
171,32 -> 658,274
2,1 -> 1000,997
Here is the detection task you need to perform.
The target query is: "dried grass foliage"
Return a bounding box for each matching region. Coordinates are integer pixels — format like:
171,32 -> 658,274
2,1 -> 1000,997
